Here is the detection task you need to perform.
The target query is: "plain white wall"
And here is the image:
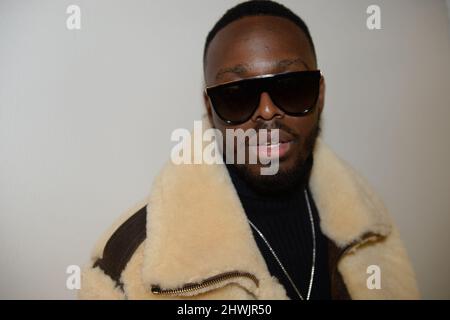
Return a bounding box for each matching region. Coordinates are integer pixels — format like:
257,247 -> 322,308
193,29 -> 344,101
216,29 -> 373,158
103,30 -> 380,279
1,0 -> 449,299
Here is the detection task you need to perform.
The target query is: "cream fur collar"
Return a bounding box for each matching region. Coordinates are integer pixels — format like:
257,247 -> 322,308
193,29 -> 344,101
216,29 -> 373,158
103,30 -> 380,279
140,118 -> 393,298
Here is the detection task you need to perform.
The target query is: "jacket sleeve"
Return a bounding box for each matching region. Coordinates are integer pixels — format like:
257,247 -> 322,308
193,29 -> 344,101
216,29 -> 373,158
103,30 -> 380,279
78,264 -> 126,300
78,199 -> 148,300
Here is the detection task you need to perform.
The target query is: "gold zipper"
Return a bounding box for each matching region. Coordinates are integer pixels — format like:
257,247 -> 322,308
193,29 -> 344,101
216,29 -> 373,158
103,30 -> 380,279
331,232 -> 384,287
151,234 -> 384,297
150,270 -> 259,296
342,233 -> 383,256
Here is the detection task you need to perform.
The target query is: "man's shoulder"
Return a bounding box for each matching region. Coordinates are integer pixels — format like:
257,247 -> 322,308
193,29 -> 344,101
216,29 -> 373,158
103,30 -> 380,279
91,204 -> 148,288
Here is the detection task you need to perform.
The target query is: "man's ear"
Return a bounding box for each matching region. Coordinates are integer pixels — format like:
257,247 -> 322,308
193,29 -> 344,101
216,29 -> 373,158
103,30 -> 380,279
317,74 -> 326,116
203,90 -> 214,125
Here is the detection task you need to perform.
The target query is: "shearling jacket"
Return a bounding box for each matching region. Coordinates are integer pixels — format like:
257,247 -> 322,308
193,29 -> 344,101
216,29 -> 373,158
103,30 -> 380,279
79,126 -> 420,300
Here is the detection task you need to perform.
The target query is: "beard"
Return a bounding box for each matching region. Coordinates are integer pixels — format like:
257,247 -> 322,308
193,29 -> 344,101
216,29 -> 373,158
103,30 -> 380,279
228,119 -> 321,197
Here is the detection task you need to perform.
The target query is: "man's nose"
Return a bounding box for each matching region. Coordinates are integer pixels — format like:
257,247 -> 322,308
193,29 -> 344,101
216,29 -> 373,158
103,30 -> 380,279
251,91 -> 284,122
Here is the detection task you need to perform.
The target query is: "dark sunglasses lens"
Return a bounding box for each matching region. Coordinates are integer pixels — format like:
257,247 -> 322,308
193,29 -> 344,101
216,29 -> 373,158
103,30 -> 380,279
270,72 -> 320,115
208,83 -> 258,124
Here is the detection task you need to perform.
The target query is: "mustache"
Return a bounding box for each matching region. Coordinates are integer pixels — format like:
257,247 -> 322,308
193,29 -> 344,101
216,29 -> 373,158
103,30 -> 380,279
253,120 -> 299,140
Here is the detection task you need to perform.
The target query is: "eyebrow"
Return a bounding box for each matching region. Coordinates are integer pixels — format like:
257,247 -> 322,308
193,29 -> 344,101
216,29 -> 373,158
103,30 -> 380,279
215,57 -> 311,81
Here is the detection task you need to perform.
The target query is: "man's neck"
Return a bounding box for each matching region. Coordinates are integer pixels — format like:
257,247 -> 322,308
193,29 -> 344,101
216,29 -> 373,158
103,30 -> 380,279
226,154 -> 314,201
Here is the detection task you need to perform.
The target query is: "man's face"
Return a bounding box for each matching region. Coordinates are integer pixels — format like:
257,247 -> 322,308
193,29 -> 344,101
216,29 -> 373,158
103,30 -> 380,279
204,15 -> 325,194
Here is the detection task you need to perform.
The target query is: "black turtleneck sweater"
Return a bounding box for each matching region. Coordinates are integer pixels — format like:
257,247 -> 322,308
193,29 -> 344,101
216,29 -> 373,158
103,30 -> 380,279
226,156 -> 331,300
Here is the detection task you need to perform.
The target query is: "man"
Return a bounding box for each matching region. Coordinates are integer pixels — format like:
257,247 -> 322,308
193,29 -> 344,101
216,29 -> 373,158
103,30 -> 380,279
79,0 -> 419,300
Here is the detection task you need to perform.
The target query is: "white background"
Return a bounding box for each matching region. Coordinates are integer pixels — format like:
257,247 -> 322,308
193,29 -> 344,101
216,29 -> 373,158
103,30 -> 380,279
1,0 -> 449,299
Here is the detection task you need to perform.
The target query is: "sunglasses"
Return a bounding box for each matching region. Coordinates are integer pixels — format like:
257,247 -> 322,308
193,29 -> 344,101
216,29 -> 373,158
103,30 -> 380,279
205,70 -> 321,125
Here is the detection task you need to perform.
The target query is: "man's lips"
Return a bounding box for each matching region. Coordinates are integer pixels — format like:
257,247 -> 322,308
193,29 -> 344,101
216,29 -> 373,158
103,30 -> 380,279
246,129 -> 295,146
238,128 -> 296,161
248,141 -> 292,160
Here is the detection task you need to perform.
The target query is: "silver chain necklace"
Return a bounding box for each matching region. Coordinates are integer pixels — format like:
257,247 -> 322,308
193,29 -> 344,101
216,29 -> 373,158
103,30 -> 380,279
247,188 -> 316,300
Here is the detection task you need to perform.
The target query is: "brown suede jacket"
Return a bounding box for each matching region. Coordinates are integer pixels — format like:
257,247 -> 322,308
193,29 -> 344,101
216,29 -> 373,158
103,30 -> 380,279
79,120 -> 419,300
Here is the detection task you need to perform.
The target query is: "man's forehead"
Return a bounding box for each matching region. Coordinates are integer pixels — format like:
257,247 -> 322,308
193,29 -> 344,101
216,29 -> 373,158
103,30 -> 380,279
204,16 -> 315,85
214,57 -> 311,82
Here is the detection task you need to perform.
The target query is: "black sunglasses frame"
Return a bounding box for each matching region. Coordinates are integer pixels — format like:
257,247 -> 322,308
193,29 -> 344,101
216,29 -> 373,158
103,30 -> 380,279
205,70 -> 322,125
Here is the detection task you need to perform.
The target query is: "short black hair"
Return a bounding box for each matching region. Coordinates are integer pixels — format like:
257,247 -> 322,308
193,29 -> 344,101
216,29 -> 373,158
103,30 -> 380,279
203,0 -> 317,68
